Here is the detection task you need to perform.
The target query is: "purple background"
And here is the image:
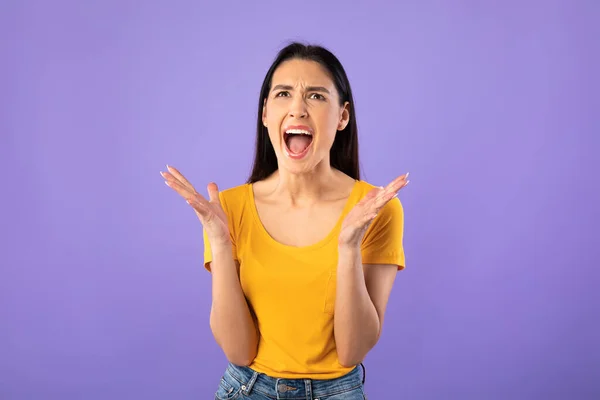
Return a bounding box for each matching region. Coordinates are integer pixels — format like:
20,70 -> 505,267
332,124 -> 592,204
2,0 -> 599,399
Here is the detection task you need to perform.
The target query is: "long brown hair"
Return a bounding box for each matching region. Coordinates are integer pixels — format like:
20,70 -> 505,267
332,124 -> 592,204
246,42 -> 360,183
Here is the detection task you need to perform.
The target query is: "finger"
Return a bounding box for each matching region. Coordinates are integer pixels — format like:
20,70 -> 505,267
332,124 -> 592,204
354,211 -> 378,234
370,180 -> 405,211
187,196 -> 211,218
207,182 -> 220,204
164,165 -> 196,192
383,172 -> 409,193
357,187 -> 382,207
161,170 -> 193,194
163,173 -> 193,197
372,185 -> 398,206
354,173 -> 410,220
375,174 -> 409,204
364,211 -> 378,224
166,176 -> 209,207
366,187 -> 381,199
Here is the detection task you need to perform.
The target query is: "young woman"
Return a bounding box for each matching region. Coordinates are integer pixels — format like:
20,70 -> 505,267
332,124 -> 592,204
161,42 -> 409,399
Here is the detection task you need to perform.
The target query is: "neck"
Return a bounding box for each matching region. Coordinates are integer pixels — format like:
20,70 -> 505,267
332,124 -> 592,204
271,163 -> 338,206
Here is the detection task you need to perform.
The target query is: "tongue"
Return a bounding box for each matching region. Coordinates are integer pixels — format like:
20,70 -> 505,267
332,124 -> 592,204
288,135 -> 312,154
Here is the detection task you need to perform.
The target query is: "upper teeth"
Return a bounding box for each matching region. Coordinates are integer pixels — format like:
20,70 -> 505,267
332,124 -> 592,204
286,129 -> 312,135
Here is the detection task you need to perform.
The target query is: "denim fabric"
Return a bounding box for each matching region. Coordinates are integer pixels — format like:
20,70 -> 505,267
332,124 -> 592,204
214,363 -> 367,400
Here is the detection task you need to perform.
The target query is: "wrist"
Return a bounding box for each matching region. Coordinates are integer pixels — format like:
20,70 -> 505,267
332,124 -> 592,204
211,241 -> 233,257
337,243 -> 361,260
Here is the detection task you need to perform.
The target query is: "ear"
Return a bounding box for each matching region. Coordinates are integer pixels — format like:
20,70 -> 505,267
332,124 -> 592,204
337,101 -> 350,131
262,98 -> 267,127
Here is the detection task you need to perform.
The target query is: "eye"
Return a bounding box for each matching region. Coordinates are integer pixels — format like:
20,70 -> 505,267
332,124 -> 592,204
275,91 -> 290,98
309,93 -> 326,100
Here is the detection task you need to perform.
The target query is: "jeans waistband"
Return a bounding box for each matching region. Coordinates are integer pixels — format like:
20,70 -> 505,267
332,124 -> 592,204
224,363 -> 366,399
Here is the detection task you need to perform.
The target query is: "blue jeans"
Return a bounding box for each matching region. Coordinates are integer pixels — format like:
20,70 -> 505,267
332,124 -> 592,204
214,363 -> 367,399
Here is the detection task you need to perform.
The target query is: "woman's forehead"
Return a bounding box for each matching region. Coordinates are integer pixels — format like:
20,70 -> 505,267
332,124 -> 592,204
271,59 -> 335,89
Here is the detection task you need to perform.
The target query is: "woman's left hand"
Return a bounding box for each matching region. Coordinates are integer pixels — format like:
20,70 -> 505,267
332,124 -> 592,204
338,173 -> 409,249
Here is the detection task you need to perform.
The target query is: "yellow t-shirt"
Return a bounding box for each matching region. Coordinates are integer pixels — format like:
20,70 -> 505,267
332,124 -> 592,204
203,180 -> 405,379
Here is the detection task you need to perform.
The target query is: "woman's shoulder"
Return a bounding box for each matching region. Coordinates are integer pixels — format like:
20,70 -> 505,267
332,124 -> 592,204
219,182 -> 250,196
353,179 -> 387,197
354,179 -> 378,191
218,183 -> 252,206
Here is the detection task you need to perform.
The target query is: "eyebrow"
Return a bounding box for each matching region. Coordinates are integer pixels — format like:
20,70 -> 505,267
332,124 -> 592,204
271,84 -> 331,94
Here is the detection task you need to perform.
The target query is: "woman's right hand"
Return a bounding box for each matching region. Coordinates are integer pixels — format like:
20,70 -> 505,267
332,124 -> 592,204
161,165 -> 231,247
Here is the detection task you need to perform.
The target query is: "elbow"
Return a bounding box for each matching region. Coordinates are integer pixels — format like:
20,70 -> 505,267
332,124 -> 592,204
337,351 -> 362,368
337,336 -> 380,368
338,358 -> 357,368
228,354 -> 255,367
217,332 -> 257,367
209,324 -> 257,367
337,346 -> 365,368
226,345 -> 257,367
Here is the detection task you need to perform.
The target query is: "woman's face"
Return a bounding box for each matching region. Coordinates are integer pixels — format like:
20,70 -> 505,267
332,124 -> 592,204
262,59 -> 350,175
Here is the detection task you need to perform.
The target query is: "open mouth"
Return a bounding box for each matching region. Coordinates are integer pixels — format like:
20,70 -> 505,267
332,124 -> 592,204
283,127 -> 314,158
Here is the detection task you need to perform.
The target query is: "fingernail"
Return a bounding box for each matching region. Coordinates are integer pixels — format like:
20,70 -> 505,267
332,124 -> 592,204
405,180 -> 410,185
164,181 -> 170,186
406,172 -> 410,178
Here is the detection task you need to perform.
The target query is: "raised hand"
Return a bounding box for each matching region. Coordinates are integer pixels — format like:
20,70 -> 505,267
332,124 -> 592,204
338,173 -> 409,248
160,165 -> 231,247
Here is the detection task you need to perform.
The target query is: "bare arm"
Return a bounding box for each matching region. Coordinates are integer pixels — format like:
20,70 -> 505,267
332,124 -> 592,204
208,244 -> 258,366
334,174 -> 407,366
334,246 -> 397,367
160,165 -> 258,366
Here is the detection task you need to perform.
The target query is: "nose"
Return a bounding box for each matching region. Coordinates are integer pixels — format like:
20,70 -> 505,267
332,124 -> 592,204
288,96 -> 307,118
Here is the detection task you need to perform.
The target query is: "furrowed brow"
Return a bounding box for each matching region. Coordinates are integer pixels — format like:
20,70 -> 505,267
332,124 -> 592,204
271,84 -> 330,94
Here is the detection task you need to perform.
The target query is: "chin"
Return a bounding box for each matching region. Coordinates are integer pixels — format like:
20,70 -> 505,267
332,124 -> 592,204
280,153 -> 329,176
280,159 -> 315,174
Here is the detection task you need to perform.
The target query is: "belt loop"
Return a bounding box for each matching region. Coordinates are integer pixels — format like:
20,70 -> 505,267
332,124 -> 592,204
242,369 -> 259,396
304,379 -> 312,400
360,363 -> 366,385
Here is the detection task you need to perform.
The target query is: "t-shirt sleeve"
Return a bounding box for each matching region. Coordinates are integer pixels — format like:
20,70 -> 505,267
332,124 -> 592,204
360,196 -> 405,270
203,191 -> 238,272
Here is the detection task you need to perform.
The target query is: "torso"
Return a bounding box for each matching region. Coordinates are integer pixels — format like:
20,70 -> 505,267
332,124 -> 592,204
204,176 -> 404,379
251,171 -> 357,247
